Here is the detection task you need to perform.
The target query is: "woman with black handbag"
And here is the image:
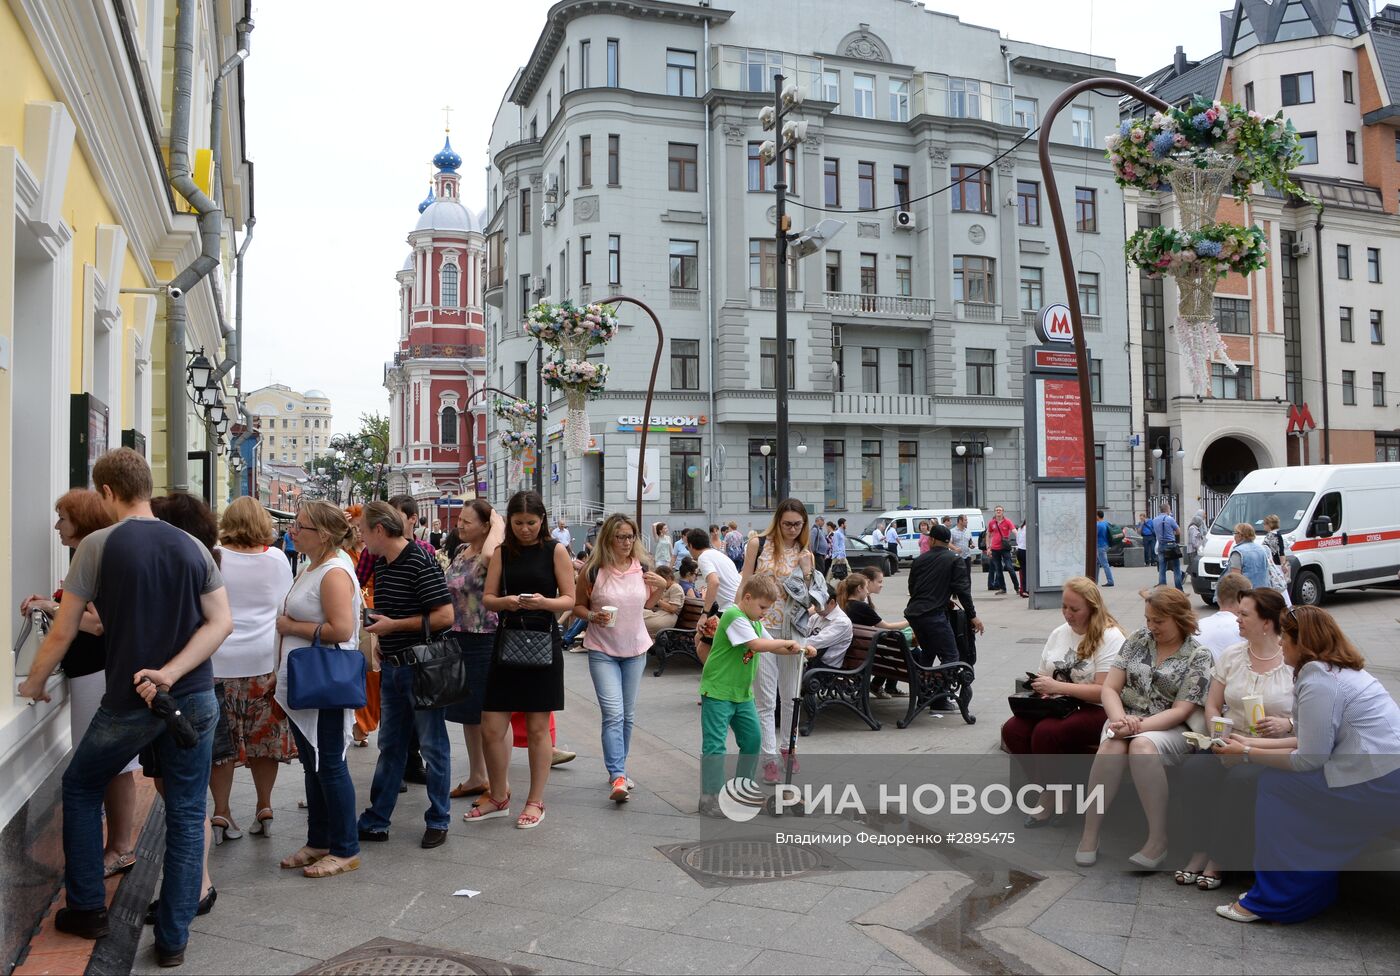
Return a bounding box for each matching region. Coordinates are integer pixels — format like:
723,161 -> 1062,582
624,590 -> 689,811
1001,577 -> 1125,827
273,501 -> 363,878
470,491 -> 576,829
444,499 -> 504,800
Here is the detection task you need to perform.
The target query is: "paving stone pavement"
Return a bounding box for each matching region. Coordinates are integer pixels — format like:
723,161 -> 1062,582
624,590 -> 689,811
126,564 -> 1400,975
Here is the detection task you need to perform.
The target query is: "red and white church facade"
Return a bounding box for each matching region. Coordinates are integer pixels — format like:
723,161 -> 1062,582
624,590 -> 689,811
384,134 -> 489,524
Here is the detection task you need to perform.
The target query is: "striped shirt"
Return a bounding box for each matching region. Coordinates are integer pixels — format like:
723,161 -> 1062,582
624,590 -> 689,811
372,541 -> 452,655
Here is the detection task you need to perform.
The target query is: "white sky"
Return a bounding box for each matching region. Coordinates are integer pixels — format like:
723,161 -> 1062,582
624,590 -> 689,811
240,0 -> 1231,436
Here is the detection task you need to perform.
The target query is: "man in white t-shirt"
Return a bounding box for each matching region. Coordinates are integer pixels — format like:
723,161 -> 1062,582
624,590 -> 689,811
805,592 -> 854,668
687,527 -> 740,611
550,518 -> 572,550
1194,571 -> 1252,661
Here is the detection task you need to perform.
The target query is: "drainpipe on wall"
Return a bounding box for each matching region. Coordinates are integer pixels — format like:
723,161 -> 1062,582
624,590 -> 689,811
1313,209 -> 1329,462
209,19 -> 254,383
702,17 -> 719,523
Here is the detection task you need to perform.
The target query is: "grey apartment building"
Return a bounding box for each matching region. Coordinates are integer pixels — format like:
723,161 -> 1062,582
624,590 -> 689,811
483,0 -> 1134,527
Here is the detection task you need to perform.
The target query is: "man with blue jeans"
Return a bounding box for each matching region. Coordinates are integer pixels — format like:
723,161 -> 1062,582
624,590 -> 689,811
18,448 -> 232,968
1153,501 -> 1184,590
358,502 -> 455,848
1096,510 -> 1115,587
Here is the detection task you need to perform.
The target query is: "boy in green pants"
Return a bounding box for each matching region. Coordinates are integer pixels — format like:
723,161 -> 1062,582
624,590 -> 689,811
698,576 -> 814,816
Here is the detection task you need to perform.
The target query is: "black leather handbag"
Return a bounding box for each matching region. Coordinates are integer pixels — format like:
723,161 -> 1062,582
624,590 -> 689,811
496,617 -> 555,669
404,620 -> 471,710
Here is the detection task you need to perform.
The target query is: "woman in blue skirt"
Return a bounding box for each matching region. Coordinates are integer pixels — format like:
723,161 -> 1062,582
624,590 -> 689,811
1212,605 -> 1400,924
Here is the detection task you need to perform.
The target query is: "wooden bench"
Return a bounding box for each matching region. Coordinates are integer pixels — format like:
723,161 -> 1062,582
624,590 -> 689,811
651,597 -> 705,676
798,624 -> 881,735
870,628 -> 976,728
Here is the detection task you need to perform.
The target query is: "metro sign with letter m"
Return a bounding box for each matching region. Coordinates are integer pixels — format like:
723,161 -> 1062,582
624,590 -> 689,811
1035,303 -> 1075,345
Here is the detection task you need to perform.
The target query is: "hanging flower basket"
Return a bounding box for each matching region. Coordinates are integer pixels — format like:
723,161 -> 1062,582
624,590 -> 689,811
498,429 -> 536,486
542,357 -> 611,458
526,301 -> 620,459
492,398 -> 539,426
524,301 -> 620,349
1125,223 -> 1268,279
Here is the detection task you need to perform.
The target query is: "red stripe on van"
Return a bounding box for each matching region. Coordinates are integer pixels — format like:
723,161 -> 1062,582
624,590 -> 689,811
1290,528 -> 1400,552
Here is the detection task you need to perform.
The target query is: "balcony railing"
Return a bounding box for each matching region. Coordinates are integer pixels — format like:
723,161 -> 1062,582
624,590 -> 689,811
670,288 -> 700,310
486,266 -> 504,289
711,46 -> 823,99
825,292 -> 932,317
832,391 -> 934,419
393,343 -> 486,365
955,300 -> 1000,322
753,287 -> 797,309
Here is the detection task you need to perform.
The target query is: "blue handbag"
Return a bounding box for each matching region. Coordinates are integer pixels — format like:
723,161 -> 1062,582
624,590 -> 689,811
286,624 -> 367,710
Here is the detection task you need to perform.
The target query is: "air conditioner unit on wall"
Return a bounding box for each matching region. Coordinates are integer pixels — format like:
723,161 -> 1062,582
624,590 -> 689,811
1290,240 -> 1311,258
545,174 -> 559,201
530,275 -> 546,293
542,204 -> 557,226
893,210 -> 916,230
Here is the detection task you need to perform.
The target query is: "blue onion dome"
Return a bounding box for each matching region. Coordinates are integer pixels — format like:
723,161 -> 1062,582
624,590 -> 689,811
417,183 -> 435,214
433,136 -> 462,173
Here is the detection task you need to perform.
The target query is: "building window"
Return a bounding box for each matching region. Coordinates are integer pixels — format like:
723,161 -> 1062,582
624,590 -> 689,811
1343,70 -> 1355,103
666,49 -> 696,97
823,440 -> 846,509
1212,364 -> 1253,400
1140,213 -> 1166,412
669,240 -> 698,290
895,256 -> 912,297
608,234 -> 621,285
1215,297 -> 1251,335
606,38 -> 620,87
440,406 -> 458,446
854,74 -> 875,118
861,347 -> 879,392
1377,433 -> 1400,462
825,250 -> 841,292
832,326 -> 844,392
1372,309 -> 1385,344
519,188 -> 531,234
577,135 -> 591,187
1017,180 -> 1040,225
889,79 -> 910,121
1346,131 -> 1357,165
897,348 -> 915,394
749,239 -> 795,290
514,360 -> 528,399
1299,132 -> 1318,165
859,252 -> 877,297
1374,372 -> 1388,406
1369,247 -> 1382,282
1281,71 -> 1314,106
440,263 -> 458,308
893,165 -> 910,209
822,69 -> 840,103
1071,106 -> 1094,147
1343,369 -> 1356,405
952,448 -> 982,509
666,142 -> 697,193
1395,132 -> 1400,163
747,143 -> 765,191
1014,96 -> 1037,130
897,441 -> 919,507
1340,306 -> 1354,342
861,439 -> 882,510
760,338 -> 796,390
579,236 -> 591,286
1075,187 -> 1097,232
1094,444 -> 1107,505
1336,244 -> 1352,279
1090,359 -> 1103,403
608,134 -> 620,184
858,161 -> 875,209
966,348 -> 995,395
823,158 -> 840,206
579,39 -> 591,87
1244,82 -> 1254,111
1019,266 -> 1043,311
951,165 -> 991,213
671,338 -> 700,390
1078,272 -> 1100,316
748,439 -> 777,511
954,255 -> 995,304
670,436 -> 701,510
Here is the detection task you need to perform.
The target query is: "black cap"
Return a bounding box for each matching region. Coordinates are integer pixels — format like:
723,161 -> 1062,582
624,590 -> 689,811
930,523 -> 952,543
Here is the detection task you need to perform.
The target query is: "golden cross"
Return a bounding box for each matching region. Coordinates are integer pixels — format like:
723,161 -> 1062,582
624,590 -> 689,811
442,104 -> 453,133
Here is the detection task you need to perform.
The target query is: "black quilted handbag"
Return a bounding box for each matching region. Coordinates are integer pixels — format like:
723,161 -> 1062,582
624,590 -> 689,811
496,617 -> 555,669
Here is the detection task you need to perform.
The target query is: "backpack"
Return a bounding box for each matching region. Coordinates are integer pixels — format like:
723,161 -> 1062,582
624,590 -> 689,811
725,533 -> 745,560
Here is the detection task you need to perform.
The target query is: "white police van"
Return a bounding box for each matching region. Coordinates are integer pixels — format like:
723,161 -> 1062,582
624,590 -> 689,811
860,509 -> 986,562
1193,463 -> 1400,607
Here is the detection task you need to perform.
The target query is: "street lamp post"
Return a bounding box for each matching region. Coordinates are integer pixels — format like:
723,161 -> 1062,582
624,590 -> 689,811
534,337 -> 544,495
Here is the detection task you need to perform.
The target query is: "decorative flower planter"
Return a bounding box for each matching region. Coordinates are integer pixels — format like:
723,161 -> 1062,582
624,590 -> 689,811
526,301 -> 620,457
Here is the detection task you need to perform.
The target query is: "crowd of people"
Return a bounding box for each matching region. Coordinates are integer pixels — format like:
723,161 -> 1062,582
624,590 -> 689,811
15,451 -> 1398,966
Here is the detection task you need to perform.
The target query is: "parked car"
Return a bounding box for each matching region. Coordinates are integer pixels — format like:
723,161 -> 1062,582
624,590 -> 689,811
1108,534 -> 1136,567
842,535 -> 899,576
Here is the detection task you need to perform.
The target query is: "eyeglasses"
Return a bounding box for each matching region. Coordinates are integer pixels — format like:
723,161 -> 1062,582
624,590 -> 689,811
614,534 -> 636,543
292,521 -> 315,532
780,520 -> 804,530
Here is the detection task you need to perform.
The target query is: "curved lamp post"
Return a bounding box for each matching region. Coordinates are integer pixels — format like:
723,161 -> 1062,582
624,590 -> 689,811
464,385 -> 534,499
598,295 -> 664,530
1037,78 -> 1168,574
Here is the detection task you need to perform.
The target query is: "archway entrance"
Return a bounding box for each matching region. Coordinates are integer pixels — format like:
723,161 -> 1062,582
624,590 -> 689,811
1201,436 -> 1260,493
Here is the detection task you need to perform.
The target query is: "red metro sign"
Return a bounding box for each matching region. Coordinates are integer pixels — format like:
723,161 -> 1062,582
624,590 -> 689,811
1035,303 -> 1075,345
1286,402 -> 1316,434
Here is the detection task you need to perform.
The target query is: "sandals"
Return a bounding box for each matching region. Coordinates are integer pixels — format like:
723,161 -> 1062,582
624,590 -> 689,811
303,854 -> 361,878
516,800 -> 546,829
210,815 -> 241,846
1215,901 -> 1261,923
1197,873 -> 1223,891
1174,869 -> 1200,886
103,851 -> 136,878
450,780 -> 489,799
248,808 -> 274,837
463,792 -> 511,823
279,846 -> 329,870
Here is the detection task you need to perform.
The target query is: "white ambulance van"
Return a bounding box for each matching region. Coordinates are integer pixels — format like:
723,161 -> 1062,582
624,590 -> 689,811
860,509 -> 986,562
1193,463 -> 1400,607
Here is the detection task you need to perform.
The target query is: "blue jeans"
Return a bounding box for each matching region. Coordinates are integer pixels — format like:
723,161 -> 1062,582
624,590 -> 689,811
290,708 -> 359,858
63,690 -> 216,952
1097,546 -> 1115,586
987,549 -> 1018,592
358,659 -> 451,832
1158,551 -> 1184,589
587,651 -> 646,778
563,617 -> 588,644
1142,536 -> 1156,564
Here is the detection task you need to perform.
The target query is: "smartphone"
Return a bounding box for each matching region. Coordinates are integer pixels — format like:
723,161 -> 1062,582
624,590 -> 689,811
1026,671 -> 1040,684
362,607 -> 375,627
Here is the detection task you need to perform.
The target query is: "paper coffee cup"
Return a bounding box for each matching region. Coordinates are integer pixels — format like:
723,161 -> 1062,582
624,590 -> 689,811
601,605 -> 618,628
1210,716 -> 1234,739
1241,695 -> 1265,734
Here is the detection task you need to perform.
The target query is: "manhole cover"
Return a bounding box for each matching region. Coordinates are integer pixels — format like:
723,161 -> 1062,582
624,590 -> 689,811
300,937 -> 534,975
659,841 -> 830,886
